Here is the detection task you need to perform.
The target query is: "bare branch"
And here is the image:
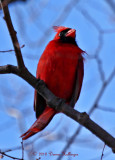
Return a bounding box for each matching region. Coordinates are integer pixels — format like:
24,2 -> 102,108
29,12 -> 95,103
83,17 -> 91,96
0,0 -> 27,10
18,0 -> 80,47
101,144 -> 106,160
89,68 -> 115,115
0,44 -> 25,53
105,0 -> 115,13
0,0 -> 115,157
97,106 -> 115,112
58,68 -> 115,160
21,140 -> 24,160
0,65 -> 18,74
0,64 -> 115,153
0,1 -> 25,69
79,9 -> 105,82
0,150 -> 23,160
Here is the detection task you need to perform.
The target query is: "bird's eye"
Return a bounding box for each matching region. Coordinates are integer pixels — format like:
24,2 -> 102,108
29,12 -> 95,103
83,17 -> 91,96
59,32 -> 63,37
59,28 -> 71,37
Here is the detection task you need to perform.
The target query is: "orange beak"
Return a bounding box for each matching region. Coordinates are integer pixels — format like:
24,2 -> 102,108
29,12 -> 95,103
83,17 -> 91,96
65,29 -> 76,38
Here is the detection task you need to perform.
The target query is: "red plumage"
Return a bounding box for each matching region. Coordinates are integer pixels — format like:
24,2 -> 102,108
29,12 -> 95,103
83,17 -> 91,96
21,26 -> 84,140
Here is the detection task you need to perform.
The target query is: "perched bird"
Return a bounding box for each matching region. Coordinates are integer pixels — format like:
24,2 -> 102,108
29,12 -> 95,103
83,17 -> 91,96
21,26 -> 84,140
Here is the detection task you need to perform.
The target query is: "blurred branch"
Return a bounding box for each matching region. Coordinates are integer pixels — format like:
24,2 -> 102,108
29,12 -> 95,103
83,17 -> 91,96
57,66 -> 115,160
88,68 -> 115,115
105,0 -> 115,13
97,106 -> 115,112
17,0 -> 80,48
56,125 -> 82,160
80,8 -> 115,82
80,9 -> 105,82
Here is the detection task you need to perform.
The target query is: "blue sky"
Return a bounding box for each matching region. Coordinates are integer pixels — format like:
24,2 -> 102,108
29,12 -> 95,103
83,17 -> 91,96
0,0 -> 115,160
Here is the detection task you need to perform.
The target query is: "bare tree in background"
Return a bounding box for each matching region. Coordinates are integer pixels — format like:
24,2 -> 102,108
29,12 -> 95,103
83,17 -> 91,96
0,0 -> 115,160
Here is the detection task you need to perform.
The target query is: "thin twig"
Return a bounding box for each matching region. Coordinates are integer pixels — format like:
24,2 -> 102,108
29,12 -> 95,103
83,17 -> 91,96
0,44 -> 25,53
21,140 -> 24,160
101,144 -> 106,160
0,151 -> 23,160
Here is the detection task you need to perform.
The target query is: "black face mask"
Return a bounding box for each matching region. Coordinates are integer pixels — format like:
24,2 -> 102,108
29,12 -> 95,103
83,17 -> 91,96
59,29 -> 77,45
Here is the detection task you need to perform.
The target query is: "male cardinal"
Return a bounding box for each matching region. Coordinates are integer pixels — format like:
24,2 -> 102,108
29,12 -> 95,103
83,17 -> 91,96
21,26 -> 84,140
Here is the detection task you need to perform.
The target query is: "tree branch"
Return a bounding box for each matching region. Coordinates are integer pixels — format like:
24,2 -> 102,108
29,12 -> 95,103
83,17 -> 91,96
0,65 -> 18,74
0,1 -> 25,69
105,0 -> 115,13
0,150 -> 23,160
0,0 -> 115,154
0,44 -> 25,53
0,64 -> 115,152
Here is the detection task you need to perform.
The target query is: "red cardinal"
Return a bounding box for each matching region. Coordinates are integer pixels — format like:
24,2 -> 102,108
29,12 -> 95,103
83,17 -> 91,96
21,26 -> 84,140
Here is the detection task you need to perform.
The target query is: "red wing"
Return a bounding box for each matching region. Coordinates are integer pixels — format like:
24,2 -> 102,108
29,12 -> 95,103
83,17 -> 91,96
69,57 -> 84,107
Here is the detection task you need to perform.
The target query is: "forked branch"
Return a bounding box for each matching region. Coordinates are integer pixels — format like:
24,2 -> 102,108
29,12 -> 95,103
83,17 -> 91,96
0,0 -> 115,153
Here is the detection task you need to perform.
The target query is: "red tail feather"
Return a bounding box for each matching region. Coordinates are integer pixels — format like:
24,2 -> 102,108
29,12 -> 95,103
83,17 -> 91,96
21,107 -> 56,140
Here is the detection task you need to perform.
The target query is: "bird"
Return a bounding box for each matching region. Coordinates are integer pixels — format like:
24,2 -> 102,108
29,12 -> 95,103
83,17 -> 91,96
21,26 -> 84,140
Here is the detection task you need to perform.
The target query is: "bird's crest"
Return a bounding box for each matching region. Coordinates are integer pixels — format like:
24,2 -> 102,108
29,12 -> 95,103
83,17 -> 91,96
53,26 -> 69,33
